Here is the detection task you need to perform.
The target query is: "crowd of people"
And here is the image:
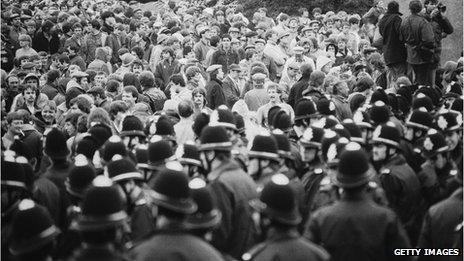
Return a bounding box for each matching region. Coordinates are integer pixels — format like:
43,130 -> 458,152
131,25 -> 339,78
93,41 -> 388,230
1,0 -> 463,260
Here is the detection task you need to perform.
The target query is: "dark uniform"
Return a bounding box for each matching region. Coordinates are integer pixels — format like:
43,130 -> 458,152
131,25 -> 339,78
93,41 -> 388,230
67,246 -> 129,261
131,230 -> 226,261
243,228 -> 329,261
378,155 -> 424,243
418,188 -> 463,261
418,161 -> 459,206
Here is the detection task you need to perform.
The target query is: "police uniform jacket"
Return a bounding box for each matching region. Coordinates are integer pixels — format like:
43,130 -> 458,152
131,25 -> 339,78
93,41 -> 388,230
243,228 -> 330,261
417,188 -> 463,261
208,159 -> 258,259
304,192 -> 412,261
378,154 -> 423,243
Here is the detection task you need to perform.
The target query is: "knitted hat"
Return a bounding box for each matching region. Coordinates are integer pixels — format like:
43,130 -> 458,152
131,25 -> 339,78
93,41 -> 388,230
45,128 -> 70,159
9,200 -> 60,255
150,161 -> 197,214
334,142 -> 372,188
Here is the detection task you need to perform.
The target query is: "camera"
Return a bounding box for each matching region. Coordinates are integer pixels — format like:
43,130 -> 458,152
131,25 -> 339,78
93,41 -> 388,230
437,2 -> 446,12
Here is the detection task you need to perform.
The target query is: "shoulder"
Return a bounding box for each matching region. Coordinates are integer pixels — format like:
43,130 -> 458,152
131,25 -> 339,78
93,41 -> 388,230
242,242 -> 267,261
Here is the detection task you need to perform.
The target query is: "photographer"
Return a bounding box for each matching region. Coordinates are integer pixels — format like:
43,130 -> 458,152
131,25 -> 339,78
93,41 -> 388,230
424,0 -> 454,86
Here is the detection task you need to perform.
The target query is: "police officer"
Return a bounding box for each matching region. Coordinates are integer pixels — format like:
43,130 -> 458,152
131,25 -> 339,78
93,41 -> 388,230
305,142 -> 412,260
130,161 -> 225,261
435,111 -> 462,168
145,135 -> 175,186
371,122 -> 423,244
120,115 -> 147,151
9,199 -> 60,261
400,108 -> 433,172
289,98 -> 318,142
177,141 -> 206,179
418,129 -> 460,207
199,125 -> 258,259
247,132 -> 281,186
244,174 -> 330,261
417,171 -> 462,261
68,176 -> 129,261
106,154 -> 156,243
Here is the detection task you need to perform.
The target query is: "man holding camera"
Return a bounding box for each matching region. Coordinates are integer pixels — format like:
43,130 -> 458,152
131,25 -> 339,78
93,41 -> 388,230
423,0 -> 453,86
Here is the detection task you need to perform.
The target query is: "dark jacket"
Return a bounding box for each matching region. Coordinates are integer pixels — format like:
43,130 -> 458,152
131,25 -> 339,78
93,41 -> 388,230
400,13 -> 435,65
222,75 -> 241,108
417,188 -> 462,261
211,48 -> 240,74
41,83 -> 59,100
21,124 -> 43,166
287,75 -> 310,108
244,228 -> 330,261
32,30 -> 60,54
102,24 -> 121,64
205,79 -> 226,110
68,245 -> 129,261
207,160 -> 258,259
418,161 -> 460,207
425,12 -> 453,67
305,192 -> 412,261
130,224 -> 225,261
154,59 -> 181,91
378,154 -> 424,244
378,12 -> 407,65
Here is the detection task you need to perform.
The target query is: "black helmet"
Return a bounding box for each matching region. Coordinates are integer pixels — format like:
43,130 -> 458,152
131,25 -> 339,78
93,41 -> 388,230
299,126 -> 324,148
294,98 -> 317,121
271,129 -> 293,159
1,153 -> 27,191
45,127 -> 69,159
178,141 -> 202,167
334,142 -> 372,188
250,174 -> 301,225
321,130 -> 349,167
412,93 -> 434,112
65,154 -> 96,198
248,132 -> 279,162
405,108 -> 433,131
371,122 -> 401,148
73,176 -> 127,231
209,105 -> 237,131
421,129 -> 449,158
435,110 -> 462,133
9,199 -> 60,255
147,135 -> 174,168
316,98 -> 336,116
101,135 -> 127,162
120,115 -> 146,138
106,155 -> 143,183
88,123 -> 113,147
342,119 -> 364,144
369,101 -> 390,126
199,126 -> 232,151
150,161 -> 197,214
332,124 -> 351,140
353,109 -> 373,129
185,178 -> 221,229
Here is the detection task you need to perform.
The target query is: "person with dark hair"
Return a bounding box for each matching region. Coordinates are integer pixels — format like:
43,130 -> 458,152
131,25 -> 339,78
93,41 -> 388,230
305,142 -> 411,260
400,0 -> 435,86
205,64 -> 226,109
122,85 -> 139,112
83,19 -> 103,64
174,100 -> 195,145
139,70 -> 166,112
211,34 -> 240,74
64,23 -> 86,59
67,45 -> 86,72
154,47 -> 181,91
32,20 -> 60,54
287,63 -> 314,108
41,69 -> 61,100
